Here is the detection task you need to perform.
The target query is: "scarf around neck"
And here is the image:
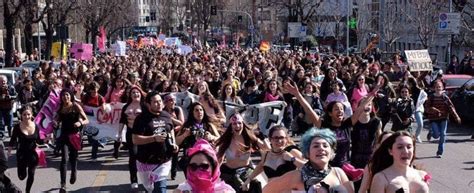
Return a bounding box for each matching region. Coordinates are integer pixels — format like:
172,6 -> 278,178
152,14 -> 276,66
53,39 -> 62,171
301,162 -> 331,192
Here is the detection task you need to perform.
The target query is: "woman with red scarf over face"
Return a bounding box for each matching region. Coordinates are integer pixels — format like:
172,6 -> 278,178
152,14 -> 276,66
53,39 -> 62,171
174,139 -> 235,193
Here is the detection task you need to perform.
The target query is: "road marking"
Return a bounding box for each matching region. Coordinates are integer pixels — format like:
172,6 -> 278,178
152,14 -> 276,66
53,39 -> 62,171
90,159 -> 111,191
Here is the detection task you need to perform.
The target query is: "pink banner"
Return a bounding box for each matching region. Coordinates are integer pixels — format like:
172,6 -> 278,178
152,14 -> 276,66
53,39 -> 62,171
70,43 -> 93,61
34,89 -> 61,139
98,26 -> 106,52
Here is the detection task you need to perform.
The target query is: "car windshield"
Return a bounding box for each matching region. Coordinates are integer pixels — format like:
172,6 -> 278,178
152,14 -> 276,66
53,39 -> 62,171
0,73 -> 14,85
445,78 -> 470,87
463,79 -> 474,92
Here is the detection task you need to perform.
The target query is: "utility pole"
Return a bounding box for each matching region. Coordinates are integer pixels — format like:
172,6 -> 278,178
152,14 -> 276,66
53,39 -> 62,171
346,0 -> 350,56
447,0 -> 452,65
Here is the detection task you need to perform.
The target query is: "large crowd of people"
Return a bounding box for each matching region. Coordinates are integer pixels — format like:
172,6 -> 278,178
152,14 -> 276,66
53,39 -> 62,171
0,45 -> 473,193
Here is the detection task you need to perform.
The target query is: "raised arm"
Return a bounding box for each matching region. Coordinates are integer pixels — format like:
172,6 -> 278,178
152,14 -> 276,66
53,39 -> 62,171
284,81 -> 322,128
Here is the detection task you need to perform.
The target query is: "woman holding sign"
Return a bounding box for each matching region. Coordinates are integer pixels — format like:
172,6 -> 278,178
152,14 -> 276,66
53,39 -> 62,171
53,89 -> 89,192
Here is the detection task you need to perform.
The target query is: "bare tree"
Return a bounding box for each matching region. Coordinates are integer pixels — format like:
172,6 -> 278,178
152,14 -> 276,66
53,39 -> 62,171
157,0 -> 175,35
401,0 -> 444,49
19,0 -> 48,56
189,0 -> 227,41
79,0 -> 131,52
453,0 -> 474,48
1,0 -> 23,67
41,0 -> 79,60
270,0 -> 323,23
380,2 -> 401,51
105,0 -> 137,41
354,1 -> 376,49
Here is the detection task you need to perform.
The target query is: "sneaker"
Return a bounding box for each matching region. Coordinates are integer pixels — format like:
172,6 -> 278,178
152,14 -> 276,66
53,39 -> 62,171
426,132 -> 432,141
436,154 -> 442,158
416,136 -> 423,143
131,183 -> 139,189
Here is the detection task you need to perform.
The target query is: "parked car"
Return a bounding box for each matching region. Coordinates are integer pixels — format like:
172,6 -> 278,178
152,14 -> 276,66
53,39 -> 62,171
0,69 -> 20,116
451,78 -> 474,123
441,74 -> 473,97
2,67 -> 32,80
20,60 -> 61,70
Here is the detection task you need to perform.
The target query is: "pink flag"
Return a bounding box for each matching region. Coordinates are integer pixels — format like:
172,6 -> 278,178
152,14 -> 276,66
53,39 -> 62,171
220,34 -> 226,48
98,26 -> 106,52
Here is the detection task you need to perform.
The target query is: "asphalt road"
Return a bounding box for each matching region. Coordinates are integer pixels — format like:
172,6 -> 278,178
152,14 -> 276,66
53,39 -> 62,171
4,122 -> 474,193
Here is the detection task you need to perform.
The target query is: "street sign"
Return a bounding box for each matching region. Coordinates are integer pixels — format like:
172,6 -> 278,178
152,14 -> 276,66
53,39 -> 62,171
288,22 -> 301,38
438,13 -> 461,34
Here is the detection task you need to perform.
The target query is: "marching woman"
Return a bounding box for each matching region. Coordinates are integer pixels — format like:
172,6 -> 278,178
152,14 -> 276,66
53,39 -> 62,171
242,126 -> 306,191
174,139 -> 235,193
53,89 -> 89,192
216,113 -> 269,193
390,84 -> 415,132
263,128 -> 354,193
424,80 -> 461,158
358,131 -> 393,193
351,97 -> 382,191
163,94 -> 185,180
406,77 -> 427,143
369,131 -> 430,193
116,85 -> 146,190
284,79 -> 380,168
176,102 -> 220,173
7,105 -> 40,193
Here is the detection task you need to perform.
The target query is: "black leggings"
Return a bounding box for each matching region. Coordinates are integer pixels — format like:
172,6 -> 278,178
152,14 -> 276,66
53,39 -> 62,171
126,131 -> 137,184
17,151 -> 38,193
59,139 -> 78,185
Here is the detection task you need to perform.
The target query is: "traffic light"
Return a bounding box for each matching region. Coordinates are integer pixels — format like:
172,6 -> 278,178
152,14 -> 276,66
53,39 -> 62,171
348,17 -> 357,29
211,6 -> 217,15
150,12 -> 156,21
145,16 -> 150,22
238,15 -> 243,22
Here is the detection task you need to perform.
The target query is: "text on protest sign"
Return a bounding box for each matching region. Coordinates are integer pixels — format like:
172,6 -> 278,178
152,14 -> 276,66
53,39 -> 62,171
404,50 -> 433,71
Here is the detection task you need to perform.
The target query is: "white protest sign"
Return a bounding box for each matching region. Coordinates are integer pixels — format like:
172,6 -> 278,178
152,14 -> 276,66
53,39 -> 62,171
82,103 -> 126,143
404,50 -> 433,71
176,45 -> 193,55
113,41 -> 126,56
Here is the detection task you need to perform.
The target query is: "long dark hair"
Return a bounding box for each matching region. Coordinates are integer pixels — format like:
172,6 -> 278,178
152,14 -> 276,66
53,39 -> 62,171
181,102 -> 213,133
369,131 -> 416,177
216,114 -> 260,160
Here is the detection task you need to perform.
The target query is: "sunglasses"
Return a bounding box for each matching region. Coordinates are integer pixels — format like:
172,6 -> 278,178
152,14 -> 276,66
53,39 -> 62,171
188,163 -> 210,171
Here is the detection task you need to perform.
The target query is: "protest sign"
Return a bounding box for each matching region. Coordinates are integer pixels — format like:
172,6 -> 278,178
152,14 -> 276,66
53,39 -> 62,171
405,50 -> 433,71
113,41 -> 127,56
176,45 -> 193,55
51,42 -> 68,59
35,90 -> 61,139
70,43 -> 93,60
82,103 -> 125,143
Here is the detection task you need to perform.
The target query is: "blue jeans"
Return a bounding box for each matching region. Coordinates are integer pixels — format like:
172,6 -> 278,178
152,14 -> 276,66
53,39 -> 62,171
0,109 -> 13,132
431,120 -> 448,155
152,179 -> 167,193
414,111 -> 424,138
87,135 -> 99,159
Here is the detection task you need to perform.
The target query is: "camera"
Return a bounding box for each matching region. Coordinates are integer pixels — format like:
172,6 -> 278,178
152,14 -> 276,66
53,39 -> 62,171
191,125 -> 206,138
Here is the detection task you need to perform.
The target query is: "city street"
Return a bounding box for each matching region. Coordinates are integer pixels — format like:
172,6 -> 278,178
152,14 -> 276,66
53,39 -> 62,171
5,123 -> 474,193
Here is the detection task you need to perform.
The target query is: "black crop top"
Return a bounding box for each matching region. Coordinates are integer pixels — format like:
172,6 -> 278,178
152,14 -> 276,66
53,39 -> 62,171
262,151 -> 297,179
